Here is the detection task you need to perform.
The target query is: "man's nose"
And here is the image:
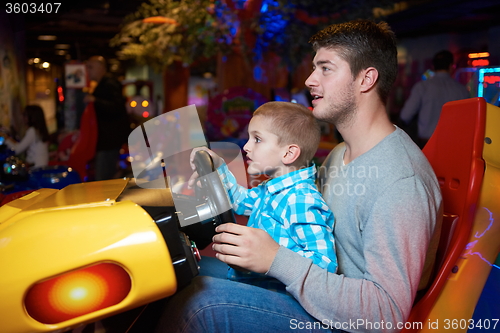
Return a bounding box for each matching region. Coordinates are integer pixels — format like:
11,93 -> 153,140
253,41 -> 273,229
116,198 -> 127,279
305,71 -> 317,88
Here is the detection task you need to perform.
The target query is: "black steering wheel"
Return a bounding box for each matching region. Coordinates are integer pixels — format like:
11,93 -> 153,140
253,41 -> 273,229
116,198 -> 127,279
179,150 -> 236,249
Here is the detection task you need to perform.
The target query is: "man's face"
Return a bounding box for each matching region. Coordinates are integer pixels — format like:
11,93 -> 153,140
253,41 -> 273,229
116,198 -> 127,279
86,60 -> 105,82
305,47 -> 357,127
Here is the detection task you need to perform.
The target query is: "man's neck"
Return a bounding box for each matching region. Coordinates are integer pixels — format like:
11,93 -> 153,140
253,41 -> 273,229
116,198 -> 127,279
338,100 -> 395,164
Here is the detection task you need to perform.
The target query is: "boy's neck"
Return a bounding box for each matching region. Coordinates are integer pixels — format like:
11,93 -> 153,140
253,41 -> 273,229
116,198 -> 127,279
267,164 -> 307,178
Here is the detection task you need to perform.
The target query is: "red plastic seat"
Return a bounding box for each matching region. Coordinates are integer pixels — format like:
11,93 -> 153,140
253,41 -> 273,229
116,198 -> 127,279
403,97 -> 486,332
50,102 -> 98,181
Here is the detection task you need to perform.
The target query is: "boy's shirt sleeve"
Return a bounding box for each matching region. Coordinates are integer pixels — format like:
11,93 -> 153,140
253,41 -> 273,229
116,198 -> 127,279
217,163 -> 259,216
277,190 -> 337,273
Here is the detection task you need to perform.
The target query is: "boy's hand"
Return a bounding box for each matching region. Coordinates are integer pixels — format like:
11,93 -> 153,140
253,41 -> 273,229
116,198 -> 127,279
212,223 -> 280,274
188,147 -> 224,188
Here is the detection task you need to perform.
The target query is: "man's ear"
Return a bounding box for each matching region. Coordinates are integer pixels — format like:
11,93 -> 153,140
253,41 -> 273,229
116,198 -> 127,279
359,67 -> 378,93
282,144 -> 301,165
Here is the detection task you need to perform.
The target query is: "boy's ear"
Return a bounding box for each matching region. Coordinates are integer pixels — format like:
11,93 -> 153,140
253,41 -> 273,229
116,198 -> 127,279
282,144 -> 300,165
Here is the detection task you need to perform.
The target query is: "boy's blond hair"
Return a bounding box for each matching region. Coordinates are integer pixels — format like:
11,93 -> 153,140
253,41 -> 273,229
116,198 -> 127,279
253,101 -> 321,168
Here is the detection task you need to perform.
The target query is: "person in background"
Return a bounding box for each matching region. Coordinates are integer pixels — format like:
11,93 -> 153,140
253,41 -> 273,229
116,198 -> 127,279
400,50 -> 469,148
4,104 -> 49,168
84,55 -> 130,180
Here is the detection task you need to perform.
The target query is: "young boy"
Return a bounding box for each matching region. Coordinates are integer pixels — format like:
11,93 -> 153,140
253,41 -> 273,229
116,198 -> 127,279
192,101 -> 336,291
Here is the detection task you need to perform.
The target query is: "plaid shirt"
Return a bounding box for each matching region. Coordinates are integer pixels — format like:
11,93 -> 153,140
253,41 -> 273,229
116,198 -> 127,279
218,164 -> 337,277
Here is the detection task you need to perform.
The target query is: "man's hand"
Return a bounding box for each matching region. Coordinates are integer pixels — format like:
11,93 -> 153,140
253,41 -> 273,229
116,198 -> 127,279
212,223 -> 280,274
188,147 -> 224,188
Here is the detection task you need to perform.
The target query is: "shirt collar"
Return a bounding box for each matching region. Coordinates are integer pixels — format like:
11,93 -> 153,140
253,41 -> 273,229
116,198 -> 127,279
266,164 -> 316,193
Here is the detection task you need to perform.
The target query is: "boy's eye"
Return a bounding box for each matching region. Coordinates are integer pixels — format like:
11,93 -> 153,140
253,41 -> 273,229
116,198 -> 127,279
254,136 -> 261,143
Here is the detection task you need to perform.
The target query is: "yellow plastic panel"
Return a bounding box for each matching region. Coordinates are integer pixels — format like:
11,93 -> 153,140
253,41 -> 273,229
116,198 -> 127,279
25,178 -> 129,211
0,188 -> 58,224
0,199 -> 177,333
419,103 -> 500,332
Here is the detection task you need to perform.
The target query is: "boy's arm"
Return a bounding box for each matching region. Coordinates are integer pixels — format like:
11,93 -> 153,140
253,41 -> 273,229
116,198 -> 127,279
189,147 -> 259,216
280,191 -> 337,273
217,163 -> 258,216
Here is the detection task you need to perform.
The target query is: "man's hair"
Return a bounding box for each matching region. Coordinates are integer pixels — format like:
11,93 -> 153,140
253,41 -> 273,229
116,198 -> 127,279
253,101 -> 320,168
309,19 -> 398,105
88,55 -> 107,67
433,50 -> 454,71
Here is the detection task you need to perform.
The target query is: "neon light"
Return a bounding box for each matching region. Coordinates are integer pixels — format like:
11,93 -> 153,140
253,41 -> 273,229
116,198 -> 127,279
468,52 -> 490,59
463,208 -> 496,266
482,75 -> 500,84
466,251 -> 493,266
472,59 -> 489,67
475,208 -> 494,238
477,67 -> 500,97
142,111 -> 150,118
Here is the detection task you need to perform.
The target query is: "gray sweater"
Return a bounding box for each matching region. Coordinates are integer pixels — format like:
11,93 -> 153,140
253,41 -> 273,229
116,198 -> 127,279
268,127 -> 442,333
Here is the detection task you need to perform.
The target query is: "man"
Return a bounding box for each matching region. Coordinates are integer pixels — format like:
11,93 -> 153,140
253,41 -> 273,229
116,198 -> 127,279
155,20 -> 442,333
84,55 -> 130,180
400,50 -> 469,148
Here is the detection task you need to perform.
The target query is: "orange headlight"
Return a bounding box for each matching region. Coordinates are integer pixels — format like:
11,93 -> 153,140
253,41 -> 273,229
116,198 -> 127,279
25,262 -> 131,324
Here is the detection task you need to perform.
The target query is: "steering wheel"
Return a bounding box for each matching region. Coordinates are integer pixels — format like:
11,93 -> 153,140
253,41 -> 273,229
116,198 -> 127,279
179,150 -> 236,249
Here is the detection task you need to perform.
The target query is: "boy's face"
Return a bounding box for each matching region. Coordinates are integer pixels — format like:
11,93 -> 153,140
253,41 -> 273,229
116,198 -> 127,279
305,47 -> 357,126
243,115 -> 288,177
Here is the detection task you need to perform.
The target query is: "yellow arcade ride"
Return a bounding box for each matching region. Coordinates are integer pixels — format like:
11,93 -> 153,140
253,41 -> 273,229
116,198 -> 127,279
0,150 -> 234,333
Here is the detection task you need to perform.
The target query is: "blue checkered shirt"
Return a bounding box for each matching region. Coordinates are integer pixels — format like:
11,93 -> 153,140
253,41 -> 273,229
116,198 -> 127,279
218,163 -> 337,286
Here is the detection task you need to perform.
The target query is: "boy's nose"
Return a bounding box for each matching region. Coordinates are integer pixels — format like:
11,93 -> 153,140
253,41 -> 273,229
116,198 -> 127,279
243,141 -> 250,153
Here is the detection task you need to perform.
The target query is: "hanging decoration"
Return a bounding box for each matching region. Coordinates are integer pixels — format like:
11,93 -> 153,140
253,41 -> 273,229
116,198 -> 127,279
111,0 -> 398,72
111,0 -> 239,71
252,0 -> 398,69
